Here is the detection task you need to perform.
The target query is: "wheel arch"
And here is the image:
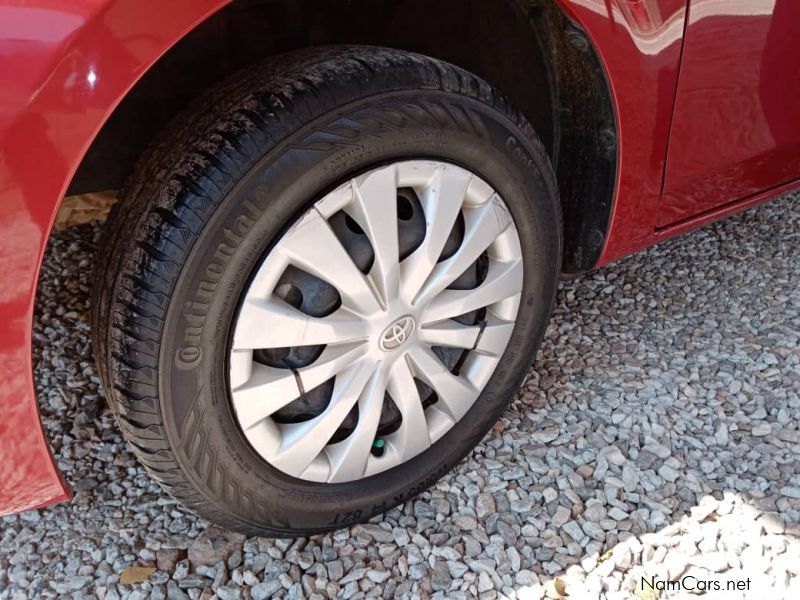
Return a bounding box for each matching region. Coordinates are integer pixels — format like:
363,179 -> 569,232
66,0 -> 619,276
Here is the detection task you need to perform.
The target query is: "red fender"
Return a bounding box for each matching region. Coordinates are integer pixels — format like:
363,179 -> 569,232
0,0 -> 230,515
555,0 -> 688,264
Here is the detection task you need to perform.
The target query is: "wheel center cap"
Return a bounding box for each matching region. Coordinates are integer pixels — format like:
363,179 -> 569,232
379,315 -> 416,351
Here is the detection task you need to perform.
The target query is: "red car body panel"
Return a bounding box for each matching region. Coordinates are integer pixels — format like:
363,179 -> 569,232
658,0 -> 800,226
0,0 -> 228,515
0,0 -> 794,514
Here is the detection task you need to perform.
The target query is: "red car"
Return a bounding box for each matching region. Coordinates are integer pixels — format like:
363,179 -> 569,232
1,0 -> 797,536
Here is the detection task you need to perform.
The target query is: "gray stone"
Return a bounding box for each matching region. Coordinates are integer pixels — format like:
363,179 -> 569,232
658,464 -> 680,483
350,524 -> 393,543
156,549 -> 186,572
583,499 -> 606,522
780,487 -> 800,499
187,527 -> 245,568
325,560 -> 344,582
477,571 -> 494,592
752,424 -> 772,436
447,560 -> 469,579
551,505 -> 571,527
622,464 -> 640,492
430,560 -> 452,591
562,521 -> 586,544
453,514 -> 478,531
476,493 -> 496,520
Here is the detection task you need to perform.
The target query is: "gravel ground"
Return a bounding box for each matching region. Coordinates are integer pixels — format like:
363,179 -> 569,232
1,193 -> 798,599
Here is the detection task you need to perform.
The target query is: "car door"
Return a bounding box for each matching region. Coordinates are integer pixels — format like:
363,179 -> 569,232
658,0 -> 800,226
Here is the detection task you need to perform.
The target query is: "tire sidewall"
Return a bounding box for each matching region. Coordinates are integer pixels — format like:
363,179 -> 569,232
160,90 -> 560,534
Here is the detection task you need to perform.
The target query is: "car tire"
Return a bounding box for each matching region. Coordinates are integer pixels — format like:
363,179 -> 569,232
92,45 -> 561,536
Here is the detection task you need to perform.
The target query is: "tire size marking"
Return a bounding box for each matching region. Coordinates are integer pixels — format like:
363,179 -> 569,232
325,463 -> 453,527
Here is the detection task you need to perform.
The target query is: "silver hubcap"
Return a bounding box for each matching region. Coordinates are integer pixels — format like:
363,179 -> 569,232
229,160 -> 523,483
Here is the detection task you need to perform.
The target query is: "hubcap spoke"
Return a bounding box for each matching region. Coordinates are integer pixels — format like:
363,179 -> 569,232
385,357 -> 431,461
422,258 -> 523,324
231,342 -> 368,430
278,208 -> 381,315
407,345 -> 478,421
229,349 -> 253,388
229,160 -> 524,483
349,166 -> 401,306
400,165 -> 473,302
233,299 -> 369,349
231,363 -> 302,430
326,366 -> 388,481
296,342 -> 369,395
270,359 -> 377,478
474,315 -> 516,357
419,320 -> 481,349
419,315 -> 515,358
414,195 -> 514,306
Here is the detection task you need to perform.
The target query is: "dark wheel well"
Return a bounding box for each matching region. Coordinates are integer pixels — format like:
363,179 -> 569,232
66,0 -> 615,274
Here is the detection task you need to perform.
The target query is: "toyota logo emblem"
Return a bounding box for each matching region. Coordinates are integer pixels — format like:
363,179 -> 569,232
379,316 -> 416,351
